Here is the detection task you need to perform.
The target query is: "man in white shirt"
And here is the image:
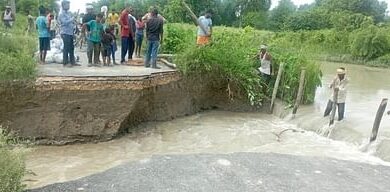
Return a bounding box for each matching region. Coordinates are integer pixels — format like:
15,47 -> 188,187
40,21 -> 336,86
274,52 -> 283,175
196,10 -> 213,45
324,67 -> 349,121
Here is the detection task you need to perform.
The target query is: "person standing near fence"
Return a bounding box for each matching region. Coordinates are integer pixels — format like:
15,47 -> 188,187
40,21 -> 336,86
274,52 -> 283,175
58,0 -> 77,67
324,67 -> 349,121
258,45 -> 272,85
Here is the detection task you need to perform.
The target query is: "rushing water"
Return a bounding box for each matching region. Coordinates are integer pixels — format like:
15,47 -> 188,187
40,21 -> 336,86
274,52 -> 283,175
25,62 -> 390,189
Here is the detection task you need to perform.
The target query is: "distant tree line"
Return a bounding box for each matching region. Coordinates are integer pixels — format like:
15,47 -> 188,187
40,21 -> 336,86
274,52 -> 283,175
89,0 -> 387,31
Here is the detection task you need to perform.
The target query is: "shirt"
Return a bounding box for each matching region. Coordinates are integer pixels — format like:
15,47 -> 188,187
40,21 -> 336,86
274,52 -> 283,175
329,76 -> 348,103
142,13 -> 166,22
50,19 -> 57,31
146,16 -> 164,41
36,16 -> 50,38
3,10 -> 13,21
128,14 -> 137,35
259,52 -> 271,75
107,13 -> 119,25
136,20 -> 145,35
197,16 -> 212,36
86,20 -> 103,43
119,10 -> 130,37
58,10 -> 75,35
83,13 -> 96,31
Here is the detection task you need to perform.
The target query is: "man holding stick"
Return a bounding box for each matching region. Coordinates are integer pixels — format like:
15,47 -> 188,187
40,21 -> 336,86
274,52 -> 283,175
196,10 -> 213,45
324,67 -> 348,121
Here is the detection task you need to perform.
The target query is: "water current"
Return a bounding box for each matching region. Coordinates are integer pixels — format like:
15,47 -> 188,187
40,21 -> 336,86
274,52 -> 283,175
25,62 -> 390,189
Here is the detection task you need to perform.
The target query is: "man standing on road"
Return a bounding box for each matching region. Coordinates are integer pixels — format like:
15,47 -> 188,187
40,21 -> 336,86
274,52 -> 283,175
119,4 -> 132,65
58,0 -> 77,67
127,8 -> 137,62
324,67 -> 348,121
144,7 -> 163,69
2,6 -> 15,29
82,4 -> 97,64
196,10 -> 213,45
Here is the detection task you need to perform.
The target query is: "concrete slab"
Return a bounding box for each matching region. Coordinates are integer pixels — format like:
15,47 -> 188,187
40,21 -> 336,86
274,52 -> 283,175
27,153 -> 390,192
39,48 -> 175,77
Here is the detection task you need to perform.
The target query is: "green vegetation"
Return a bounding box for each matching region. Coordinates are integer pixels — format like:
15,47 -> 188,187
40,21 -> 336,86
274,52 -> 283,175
0,127 -> 26,192
166,24 -> 322,105
0,14 -> 37,81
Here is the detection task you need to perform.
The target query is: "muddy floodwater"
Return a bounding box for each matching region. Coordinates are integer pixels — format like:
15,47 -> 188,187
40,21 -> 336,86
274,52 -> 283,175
25,62 -> 390,189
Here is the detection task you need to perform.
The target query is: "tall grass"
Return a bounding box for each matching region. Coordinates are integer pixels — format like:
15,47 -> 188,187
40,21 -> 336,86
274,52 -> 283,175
166,24 -> 322,106
0,127 -> 26,192
0,14 -> 37,81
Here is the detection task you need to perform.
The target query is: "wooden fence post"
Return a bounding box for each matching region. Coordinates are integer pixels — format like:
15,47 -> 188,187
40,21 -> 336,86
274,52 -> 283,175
270,63 -> 284,113
329,89 -> 339,126
292,69 -> 306,115
370,98 -> 388,143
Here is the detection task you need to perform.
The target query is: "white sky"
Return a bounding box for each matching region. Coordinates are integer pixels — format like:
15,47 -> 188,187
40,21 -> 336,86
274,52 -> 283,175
69,0 -> 390,13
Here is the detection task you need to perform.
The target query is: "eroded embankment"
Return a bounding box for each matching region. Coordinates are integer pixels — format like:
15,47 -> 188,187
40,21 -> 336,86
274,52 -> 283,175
0,72 -> 262,144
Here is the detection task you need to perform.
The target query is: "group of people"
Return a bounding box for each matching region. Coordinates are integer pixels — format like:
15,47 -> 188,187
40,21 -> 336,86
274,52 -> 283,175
52,1 -> 165,68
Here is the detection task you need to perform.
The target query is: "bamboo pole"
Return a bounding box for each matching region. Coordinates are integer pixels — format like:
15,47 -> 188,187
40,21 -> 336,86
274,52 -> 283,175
181,1 -> 209,35
292,69 -> 306,115
270,63 -> 284,113
329,89 -> 339,126
370,98 -> 388,143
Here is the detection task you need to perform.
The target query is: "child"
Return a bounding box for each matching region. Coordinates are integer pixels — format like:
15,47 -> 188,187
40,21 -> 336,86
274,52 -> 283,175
49,14 -> 57,40
101,28 -> 114,66
108,25 -> 118,65
135,16 -> 145,58
84,13 -> 104,66
36,6 -> 51,64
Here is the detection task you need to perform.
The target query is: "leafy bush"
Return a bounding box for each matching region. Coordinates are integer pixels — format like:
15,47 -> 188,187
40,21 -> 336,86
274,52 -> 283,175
170,25 -> 322,106
162,24 -> 195,54
175,26 -> 269,105
331,12 -> 374,31
270,47 -> 322,104
0,127 -> 26,192
350,25 -> 390,59
285,8 -> 332,31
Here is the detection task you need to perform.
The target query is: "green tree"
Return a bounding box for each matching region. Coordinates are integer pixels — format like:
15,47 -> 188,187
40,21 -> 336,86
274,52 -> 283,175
268,0 -> 296,30
285,8 -> 331,31
320,0 -> 387,23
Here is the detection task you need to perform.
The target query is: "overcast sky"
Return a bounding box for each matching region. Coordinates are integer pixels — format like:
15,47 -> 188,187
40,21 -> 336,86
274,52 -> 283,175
69,0 -> 389,13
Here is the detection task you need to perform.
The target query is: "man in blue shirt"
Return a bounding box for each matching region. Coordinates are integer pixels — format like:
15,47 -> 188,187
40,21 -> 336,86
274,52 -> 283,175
36,6 -> 51,64
58,0 -> 77,67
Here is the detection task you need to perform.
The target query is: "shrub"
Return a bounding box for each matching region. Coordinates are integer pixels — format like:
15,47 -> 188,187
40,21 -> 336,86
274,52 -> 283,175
0,128 -> 26,192
0,14 -> 37,81
162,23 -> 195,54
350,25 -> 390,59
172,25 -> 322,106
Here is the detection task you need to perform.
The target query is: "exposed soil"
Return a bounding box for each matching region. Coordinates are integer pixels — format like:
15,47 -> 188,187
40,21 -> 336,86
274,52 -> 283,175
0,72 -> 263,144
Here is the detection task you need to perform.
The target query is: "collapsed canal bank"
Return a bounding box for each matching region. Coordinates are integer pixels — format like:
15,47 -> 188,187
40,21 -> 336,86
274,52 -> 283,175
0,71 -> 271,145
